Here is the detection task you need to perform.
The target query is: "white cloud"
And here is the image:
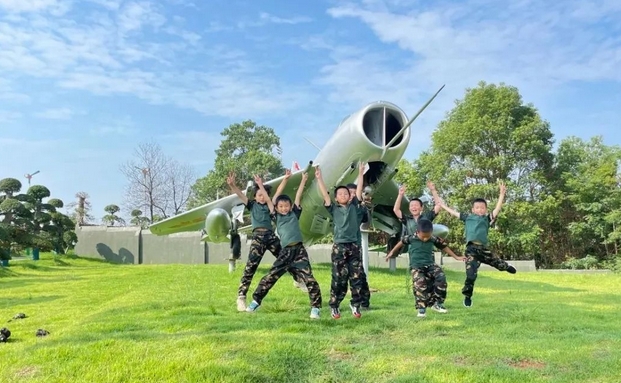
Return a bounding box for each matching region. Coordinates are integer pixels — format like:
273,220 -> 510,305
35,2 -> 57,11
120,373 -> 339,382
117,1 -> 166,34
0,110 -> 21,122
0,2 -> 316,121
0,0 -> 63,13
319,0 -> 621,114
258,12 -> 312,25
35,107 -> 76,120
0,136 -> 67,148
0,78 -> 30,103
86,0 -> 122,11
237,12 -> 313,29
90,116 -> 138,136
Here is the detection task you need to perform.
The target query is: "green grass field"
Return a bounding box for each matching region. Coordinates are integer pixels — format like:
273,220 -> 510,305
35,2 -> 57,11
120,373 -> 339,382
1,254 -> 620,383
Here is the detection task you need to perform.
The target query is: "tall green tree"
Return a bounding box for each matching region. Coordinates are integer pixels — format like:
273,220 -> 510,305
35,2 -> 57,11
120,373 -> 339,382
102,204 -> 125,226
414,81 -> 555,262
130,209 -> 151,228
554,136 -> 621,261
189,120 -> 284,207
0,180 -> 77,257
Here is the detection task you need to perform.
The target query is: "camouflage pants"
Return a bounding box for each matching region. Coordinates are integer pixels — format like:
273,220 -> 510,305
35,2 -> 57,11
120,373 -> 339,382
252,244 -> 322,308
360,270 -> 371,308
462,242 -> 510,298
238,231 -> 299,297
411,264 -> 447,309
329,243 -> 364,309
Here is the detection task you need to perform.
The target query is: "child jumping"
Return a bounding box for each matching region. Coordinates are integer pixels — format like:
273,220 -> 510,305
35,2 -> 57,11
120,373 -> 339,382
245,172 -> 323,319
316,162 -> 366,319
438,181 -> 516,308
386,219 -> 465,317
226,171 -> 301,312
346,183 -> 372,310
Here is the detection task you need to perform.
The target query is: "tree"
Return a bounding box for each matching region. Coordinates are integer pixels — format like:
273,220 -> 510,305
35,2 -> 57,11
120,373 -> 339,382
554,136 -> 621,260
189,120 -> 284,207
102,204 -> 125,226
0,178 -> 28,224
414,81 -> 555,263
0,180 -> 77,257
129,209 -> 150,228
121,141 -> 195,222
66,191 -> 94,225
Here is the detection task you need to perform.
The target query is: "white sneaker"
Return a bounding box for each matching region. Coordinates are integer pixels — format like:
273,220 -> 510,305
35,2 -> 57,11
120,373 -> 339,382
236,296 -> 247,312
310,307 -> 320,319
432,303 -> 448,313
293,280 -> 309,293
417,308 -> 426,318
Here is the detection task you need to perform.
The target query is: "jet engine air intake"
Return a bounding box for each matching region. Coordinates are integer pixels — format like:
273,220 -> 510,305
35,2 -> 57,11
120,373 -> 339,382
362,107 -> 404,148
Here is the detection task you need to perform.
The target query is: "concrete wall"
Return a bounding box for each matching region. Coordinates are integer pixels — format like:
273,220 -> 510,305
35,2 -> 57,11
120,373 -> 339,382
74,225 -> 537,271
141,230 -> 206,265
74,226 -> 140,264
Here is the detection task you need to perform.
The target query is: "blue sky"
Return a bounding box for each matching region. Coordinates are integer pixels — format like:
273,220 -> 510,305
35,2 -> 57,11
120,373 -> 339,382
2,0 -> 620,221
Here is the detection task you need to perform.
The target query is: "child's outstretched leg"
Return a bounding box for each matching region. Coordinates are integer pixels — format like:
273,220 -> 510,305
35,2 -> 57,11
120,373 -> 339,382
428,265 -> 448,314
412,268 -> 431,318
247,250 -> 294,313
264,233 -> 307,292
478,247 -> 517,274
237,231 -> 271,311
329,243 -> 350,319
288,245 -> 322,319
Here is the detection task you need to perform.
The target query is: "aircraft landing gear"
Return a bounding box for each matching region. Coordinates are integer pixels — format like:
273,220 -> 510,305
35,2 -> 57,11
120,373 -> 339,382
387,235 -> 400,272
229,232 -> 241,273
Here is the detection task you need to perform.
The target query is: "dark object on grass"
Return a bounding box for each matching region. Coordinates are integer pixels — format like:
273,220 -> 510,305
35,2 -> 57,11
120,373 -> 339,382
36,329 -> 49,337
7,313 -> 26,322
0,327 -> 11,342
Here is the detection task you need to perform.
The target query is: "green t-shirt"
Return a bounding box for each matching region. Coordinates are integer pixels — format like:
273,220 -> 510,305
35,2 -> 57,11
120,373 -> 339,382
326,197 -> 361,244
400,210 -> 437,236
272,205 -> 303,247
401,234 -> 447,269
459,213 -> 492,246
246,200 -> 273,230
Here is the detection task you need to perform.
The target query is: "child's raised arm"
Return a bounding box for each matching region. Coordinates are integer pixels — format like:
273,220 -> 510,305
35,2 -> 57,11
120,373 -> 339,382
492,181 -> 506,220
295,172 -> 308,207
254,175 -> 274,214
227,172 -> 248,205
356,162 -> 366,201
439,200 -> 461,218
393,185 -> 405,219
315,167 -> 331,206
272,169 -> 291,204
427,181 -> 442,215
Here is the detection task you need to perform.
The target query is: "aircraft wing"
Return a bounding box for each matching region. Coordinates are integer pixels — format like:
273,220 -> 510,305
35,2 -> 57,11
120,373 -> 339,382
149,162 -> 315,236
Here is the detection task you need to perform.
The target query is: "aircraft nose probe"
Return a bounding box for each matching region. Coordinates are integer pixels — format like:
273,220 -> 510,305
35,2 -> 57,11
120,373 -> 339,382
380,84 -> 446,160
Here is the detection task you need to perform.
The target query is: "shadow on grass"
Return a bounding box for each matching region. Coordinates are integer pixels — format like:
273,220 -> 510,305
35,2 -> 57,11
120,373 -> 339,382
366,265 -> 585,293
0,267 -> 18,278
1,294 -> 64,308
0,276 -> 82,289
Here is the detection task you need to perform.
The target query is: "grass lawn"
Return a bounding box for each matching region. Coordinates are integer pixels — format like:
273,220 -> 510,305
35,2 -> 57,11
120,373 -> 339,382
1,254 -> 620,383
